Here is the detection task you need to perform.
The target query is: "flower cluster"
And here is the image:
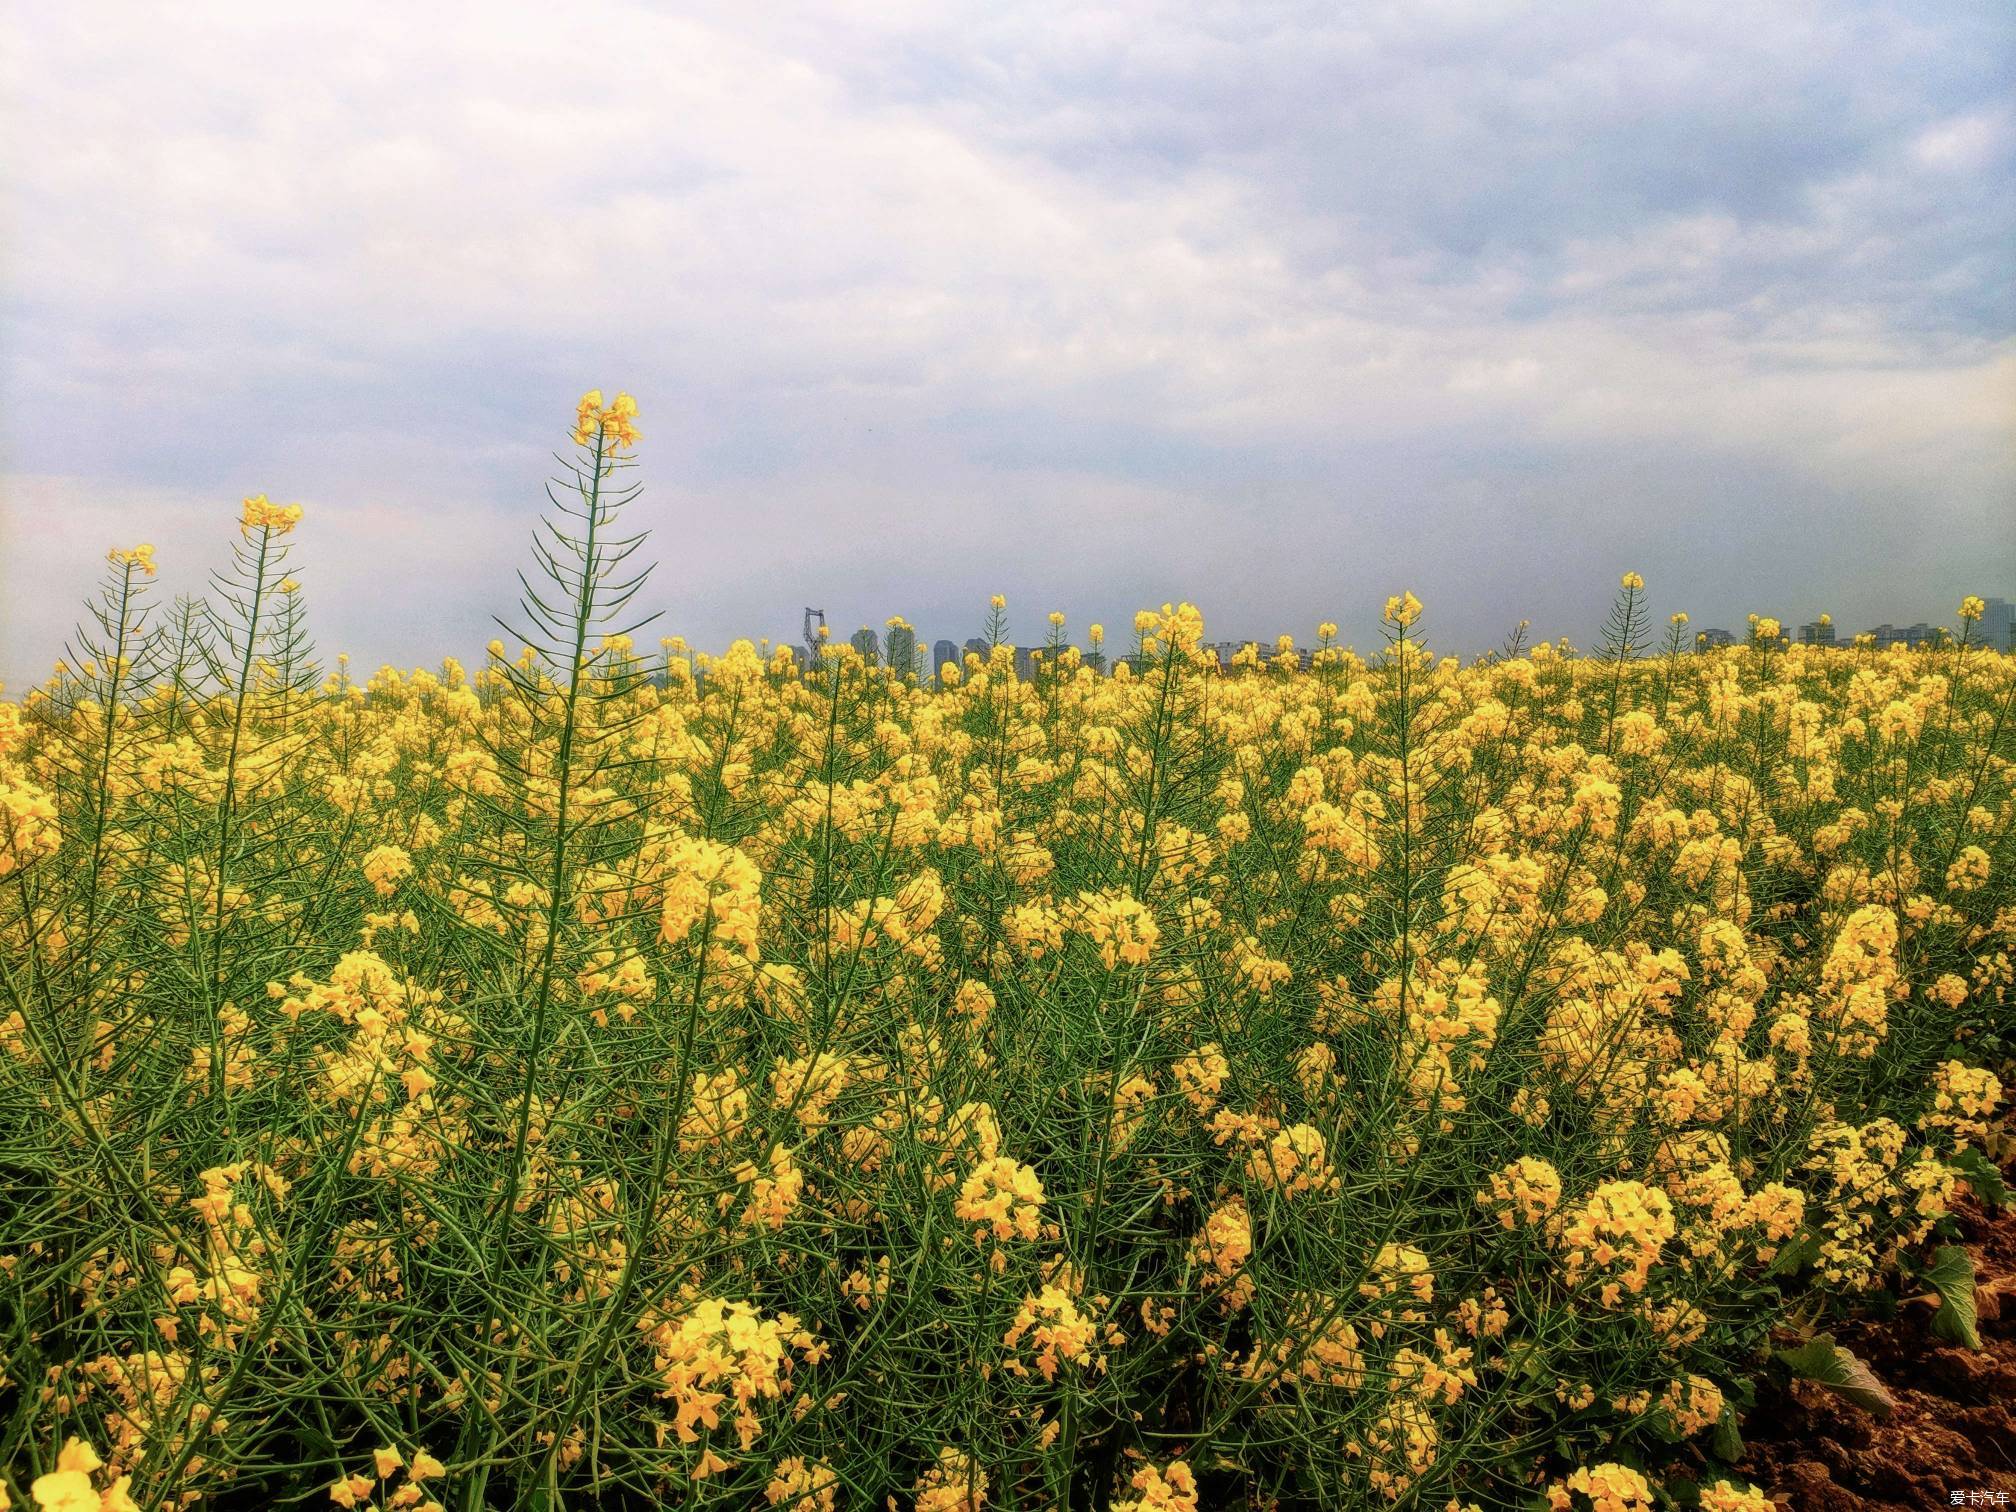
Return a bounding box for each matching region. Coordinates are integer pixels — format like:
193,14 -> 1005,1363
636,1297 -> 822,1475
27,1439 -> 139,1512
238,493 -> 304,534
1478,1156 -> 1564,1230
1557,1181 -> 1677,1305
1110,1460 -> 1199,1512
954,1157 -> 1045,1246
1546,1463 -> 1655,1512
571,389 -> 640,449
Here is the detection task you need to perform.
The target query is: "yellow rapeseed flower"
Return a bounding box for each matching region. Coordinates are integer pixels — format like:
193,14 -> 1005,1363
240,494 -> 304,535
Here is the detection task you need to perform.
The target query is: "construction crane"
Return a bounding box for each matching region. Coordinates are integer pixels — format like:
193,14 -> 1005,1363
803,607 -> 827,661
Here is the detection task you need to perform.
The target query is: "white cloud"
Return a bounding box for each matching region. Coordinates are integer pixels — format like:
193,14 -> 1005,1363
2,0 -> 2011,681
1913,109 -> 2010,172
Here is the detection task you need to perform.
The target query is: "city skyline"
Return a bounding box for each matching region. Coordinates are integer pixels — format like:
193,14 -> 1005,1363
11,562 -> 2004,692
745,590 -> 2015,684
822,591 -> 2015,662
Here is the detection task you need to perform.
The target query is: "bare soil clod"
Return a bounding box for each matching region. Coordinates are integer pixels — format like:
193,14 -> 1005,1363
1737,1196 -> 2016,1511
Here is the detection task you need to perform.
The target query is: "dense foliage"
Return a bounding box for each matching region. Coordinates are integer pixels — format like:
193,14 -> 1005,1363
1,396 -> 2009,1512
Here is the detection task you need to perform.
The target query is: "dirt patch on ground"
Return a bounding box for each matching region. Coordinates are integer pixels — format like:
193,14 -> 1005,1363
1733,1195 -> 2016,1511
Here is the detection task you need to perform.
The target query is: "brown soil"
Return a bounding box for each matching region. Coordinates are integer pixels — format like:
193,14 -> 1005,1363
1733,1195 -> 2016,1511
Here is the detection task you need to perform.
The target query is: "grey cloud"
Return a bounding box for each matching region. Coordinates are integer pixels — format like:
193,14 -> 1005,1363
3,0 -> 2012,685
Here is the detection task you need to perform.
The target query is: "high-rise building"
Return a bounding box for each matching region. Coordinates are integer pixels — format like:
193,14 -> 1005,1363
963,637 -> 989,665
1693,628 -> 1735,651
1975,597 -> 2014,652
1863,622 -> 1941,650
1798,619 -> 1836,647
850,627 -> 880,663
1201,640 -> 1245,672
933,639 -> 960,682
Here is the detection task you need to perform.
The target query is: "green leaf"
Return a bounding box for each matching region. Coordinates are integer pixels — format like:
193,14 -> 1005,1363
1924,1245 -> 1982,1350
1710,1401 -> 1745,1463
1766,1230 -> 1821,1277
1952,1147 -> 2011,1210
1775,1334 -> 1896,1417
1506,1339 -> 1550,1382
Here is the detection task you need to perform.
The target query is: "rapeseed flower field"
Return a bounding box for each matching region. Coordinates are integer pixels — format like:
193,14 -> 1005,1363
0,395 -> 2009,1511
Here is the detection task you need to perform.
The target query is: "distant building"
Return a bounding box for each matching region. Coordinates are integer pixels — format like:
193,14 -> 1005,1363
963,637 -> 989,665
1012,645 -> 1038,680
1694,628 -> 1735,651
1203,640 -> 1254,672
1798,620 -> 1836,647
849,627 -> 879,663
1974,597 -> 2014,652
1168,640 -> 1316,673
1863,622 -> 1940,650
933,639 -> 960,682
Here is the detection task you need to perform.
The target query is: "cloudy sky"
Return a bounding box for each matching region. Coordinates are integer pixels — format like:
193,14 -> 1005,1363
3,1 -> 2011,683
